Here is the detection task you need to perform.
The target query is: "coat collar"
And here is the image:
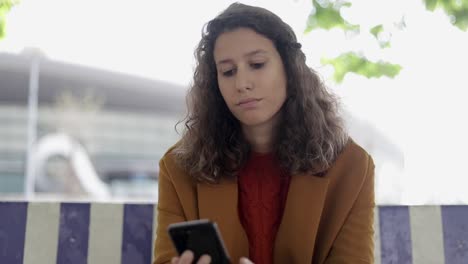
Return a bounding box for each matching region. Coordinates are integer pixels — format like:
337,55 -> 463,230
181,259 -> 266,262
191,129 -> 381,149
197,177 -> 249,261
197,173 -> 329,263
274,173 -> 330,263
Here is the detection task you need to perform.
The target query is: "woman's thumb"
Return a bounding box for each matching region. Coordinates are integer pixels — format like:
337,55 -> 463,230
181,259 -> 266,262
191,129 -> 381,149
239,257 -> 254,264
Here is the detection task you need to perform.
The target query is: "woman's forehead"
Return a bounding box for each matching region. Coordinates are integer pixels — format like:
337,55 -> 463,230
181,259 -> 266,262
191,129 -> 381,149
213,28 -> 276,62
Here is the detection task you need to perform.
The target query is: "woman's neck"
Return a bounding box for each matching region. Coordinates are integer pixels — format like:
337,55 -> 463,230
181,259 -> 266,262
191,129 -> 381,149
243,127 -> 273,153
242,114 -> 281,154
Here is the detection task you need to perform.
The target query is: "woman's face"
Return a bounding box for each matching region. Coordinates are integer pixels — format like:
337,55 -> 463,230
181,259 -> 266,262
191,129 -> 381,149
214,27 -> 287,130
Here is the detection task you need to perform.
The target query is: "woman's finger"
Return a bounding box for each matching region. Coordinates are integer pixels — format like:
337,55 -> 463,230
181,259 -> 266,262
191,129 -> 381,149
197,254 -> 212,264
179,250 -> 194,264
239,257 -> 254,264
171,256 -> 180,264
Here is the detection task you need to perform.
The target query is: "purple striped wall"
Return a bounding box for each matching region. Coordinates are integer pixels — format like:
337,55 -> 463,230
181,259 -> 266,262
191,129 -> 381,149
56,203 -> 91,264
441,205 -> 468,264
2,202 -> 468,264
379,206 -> 413,264
121,204 -> 154,264
0,202 -> 28,264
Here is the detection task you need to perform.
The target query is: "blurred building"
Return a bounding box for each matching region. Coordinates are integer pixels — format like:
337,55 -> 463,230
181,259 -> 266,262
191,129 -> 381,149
0,50 -> 186,199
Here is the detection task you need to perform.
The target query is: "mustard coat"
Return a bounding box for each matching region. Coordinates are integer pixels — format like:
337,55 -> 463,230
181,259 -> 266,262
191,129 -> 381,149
153,139 -> 375,264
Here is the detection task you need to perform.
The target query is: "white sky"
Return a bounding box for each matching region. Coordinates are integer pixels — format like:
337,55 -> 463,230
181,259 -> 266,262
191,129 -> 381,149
1,0 -> 316,85
2,0 -> 468,204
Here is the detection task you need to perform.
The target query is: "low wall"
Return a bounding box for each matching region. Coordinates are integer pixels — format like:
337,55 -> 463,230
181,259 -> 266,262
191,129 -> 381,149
0,202 -> 467,264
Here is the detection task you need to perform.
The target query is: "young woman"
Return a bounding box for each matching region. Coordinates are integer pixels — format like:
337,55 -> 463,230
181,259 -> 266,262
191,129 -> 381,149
154,3 -> 375,264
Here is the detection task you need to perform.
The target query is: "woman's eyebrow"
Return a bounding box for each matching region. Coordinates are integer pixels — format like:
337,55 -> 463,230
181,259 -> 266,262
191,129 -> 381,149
216,58 -> 234,66
216,49 -> 268,66
244,49 -> 267,58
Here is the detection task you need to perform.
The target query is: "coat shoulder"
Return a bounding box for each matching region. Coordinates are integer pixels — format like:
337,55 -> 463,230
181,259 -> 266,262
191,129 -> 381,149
344,138 -> 371,161
325,138 -> 374,191
334,138 -> 373,172
158,141 -> 194,184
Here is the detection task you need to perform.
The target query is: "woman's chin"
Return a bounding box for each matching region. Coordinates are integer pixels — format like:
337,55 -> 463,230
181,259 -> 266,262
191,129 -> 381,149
239,118 -> 267,128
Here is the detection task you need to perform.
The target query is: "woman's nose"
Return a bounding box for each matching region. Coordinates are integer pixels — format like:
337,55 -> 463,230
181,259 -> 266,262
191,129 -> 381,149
235,67 -> 253,92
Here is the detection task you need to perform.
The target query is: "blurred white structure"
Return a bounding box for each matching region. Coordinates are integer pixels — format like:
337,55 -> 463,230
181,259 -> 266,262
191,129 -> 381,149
0,51 -> 183,199
33,133 -> 110,199
344,111 -> 405,204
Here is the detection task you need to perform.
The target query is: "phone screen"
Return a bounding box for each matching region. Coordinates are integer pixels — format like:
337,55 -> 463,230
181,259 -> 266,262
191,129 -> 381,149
168,220 -> 231,264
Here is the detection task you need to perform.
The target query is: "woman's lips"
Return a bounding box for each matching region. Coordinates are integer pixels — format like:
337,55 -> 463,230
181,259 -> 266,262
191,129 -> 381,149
238,98 -> 261,108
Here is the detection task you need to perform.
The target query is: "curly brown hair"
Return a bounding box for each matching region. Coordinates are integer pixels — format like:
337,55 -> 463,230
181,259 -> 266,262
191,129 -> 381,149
173,2 -> 348,183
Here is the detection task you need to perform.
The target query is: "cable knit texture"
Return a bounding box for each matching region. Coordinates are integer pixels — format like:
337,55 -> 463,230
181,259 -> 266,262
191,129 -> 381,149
238,152 -> 291,264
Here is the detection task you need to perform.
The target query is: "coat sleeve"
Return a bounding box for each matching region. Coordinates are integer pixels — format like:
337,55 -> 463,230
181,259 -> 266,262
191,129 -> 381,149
153,158 -> 187,264
324,156 -> 376,264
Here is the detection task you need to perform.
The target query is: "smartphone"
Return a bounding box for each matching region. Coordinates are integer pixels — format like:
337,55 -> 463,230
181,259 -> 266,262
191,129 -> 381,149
168,219 -> 231,264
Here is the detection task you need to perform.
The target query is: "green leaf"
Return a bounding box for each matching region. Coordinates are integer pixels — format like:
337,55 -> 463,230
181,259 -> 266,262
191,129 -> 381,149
370,24 -> 391,48
370,24 -> 384,38
341,2 -> 352,8
0,6 -> 8,39
423,0 -> 468,31
321,52 -> 402,83
0,0 -> 19,10
305,0 -> 359,33
0,0 -> 20,39
381,41 -> 391,48
424,0 -> 438,10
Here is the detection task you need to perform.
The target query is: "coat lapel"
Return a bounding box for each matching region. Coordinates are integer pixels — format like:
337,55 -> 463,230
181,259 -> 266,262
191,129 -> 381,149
197,178 -> 249,261
274,173 -> 330,264
196,173 -> 329,263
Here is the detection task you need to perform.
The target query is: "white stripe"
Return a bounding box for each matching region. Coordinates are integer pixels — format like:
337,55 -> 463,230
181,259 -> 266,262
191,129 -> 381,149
87,203 -> 124,264
152,204 -> 158,263
374,207 -> 381,264
23,202 -> 60,264
409,206 -> 445,264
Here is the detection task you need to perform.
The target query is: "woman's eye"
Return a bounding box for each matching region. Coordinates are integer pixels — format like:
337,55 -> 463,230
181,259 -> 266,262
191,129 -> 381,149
251,62 -> 265,69
222,69 -> 235,77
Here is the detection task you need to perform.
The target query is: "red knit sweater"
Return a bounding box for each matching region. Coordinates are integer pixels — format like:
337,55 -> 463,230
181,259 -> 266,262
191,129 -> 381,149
238,152 -> 291,264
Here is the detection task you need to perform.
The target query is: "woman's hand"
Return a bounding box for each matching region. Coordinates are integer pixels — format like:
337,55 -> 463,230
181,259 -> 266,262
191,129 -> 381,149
239,257 -> 254,264
171,250 -> 254,264
171,250 -> 211,264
